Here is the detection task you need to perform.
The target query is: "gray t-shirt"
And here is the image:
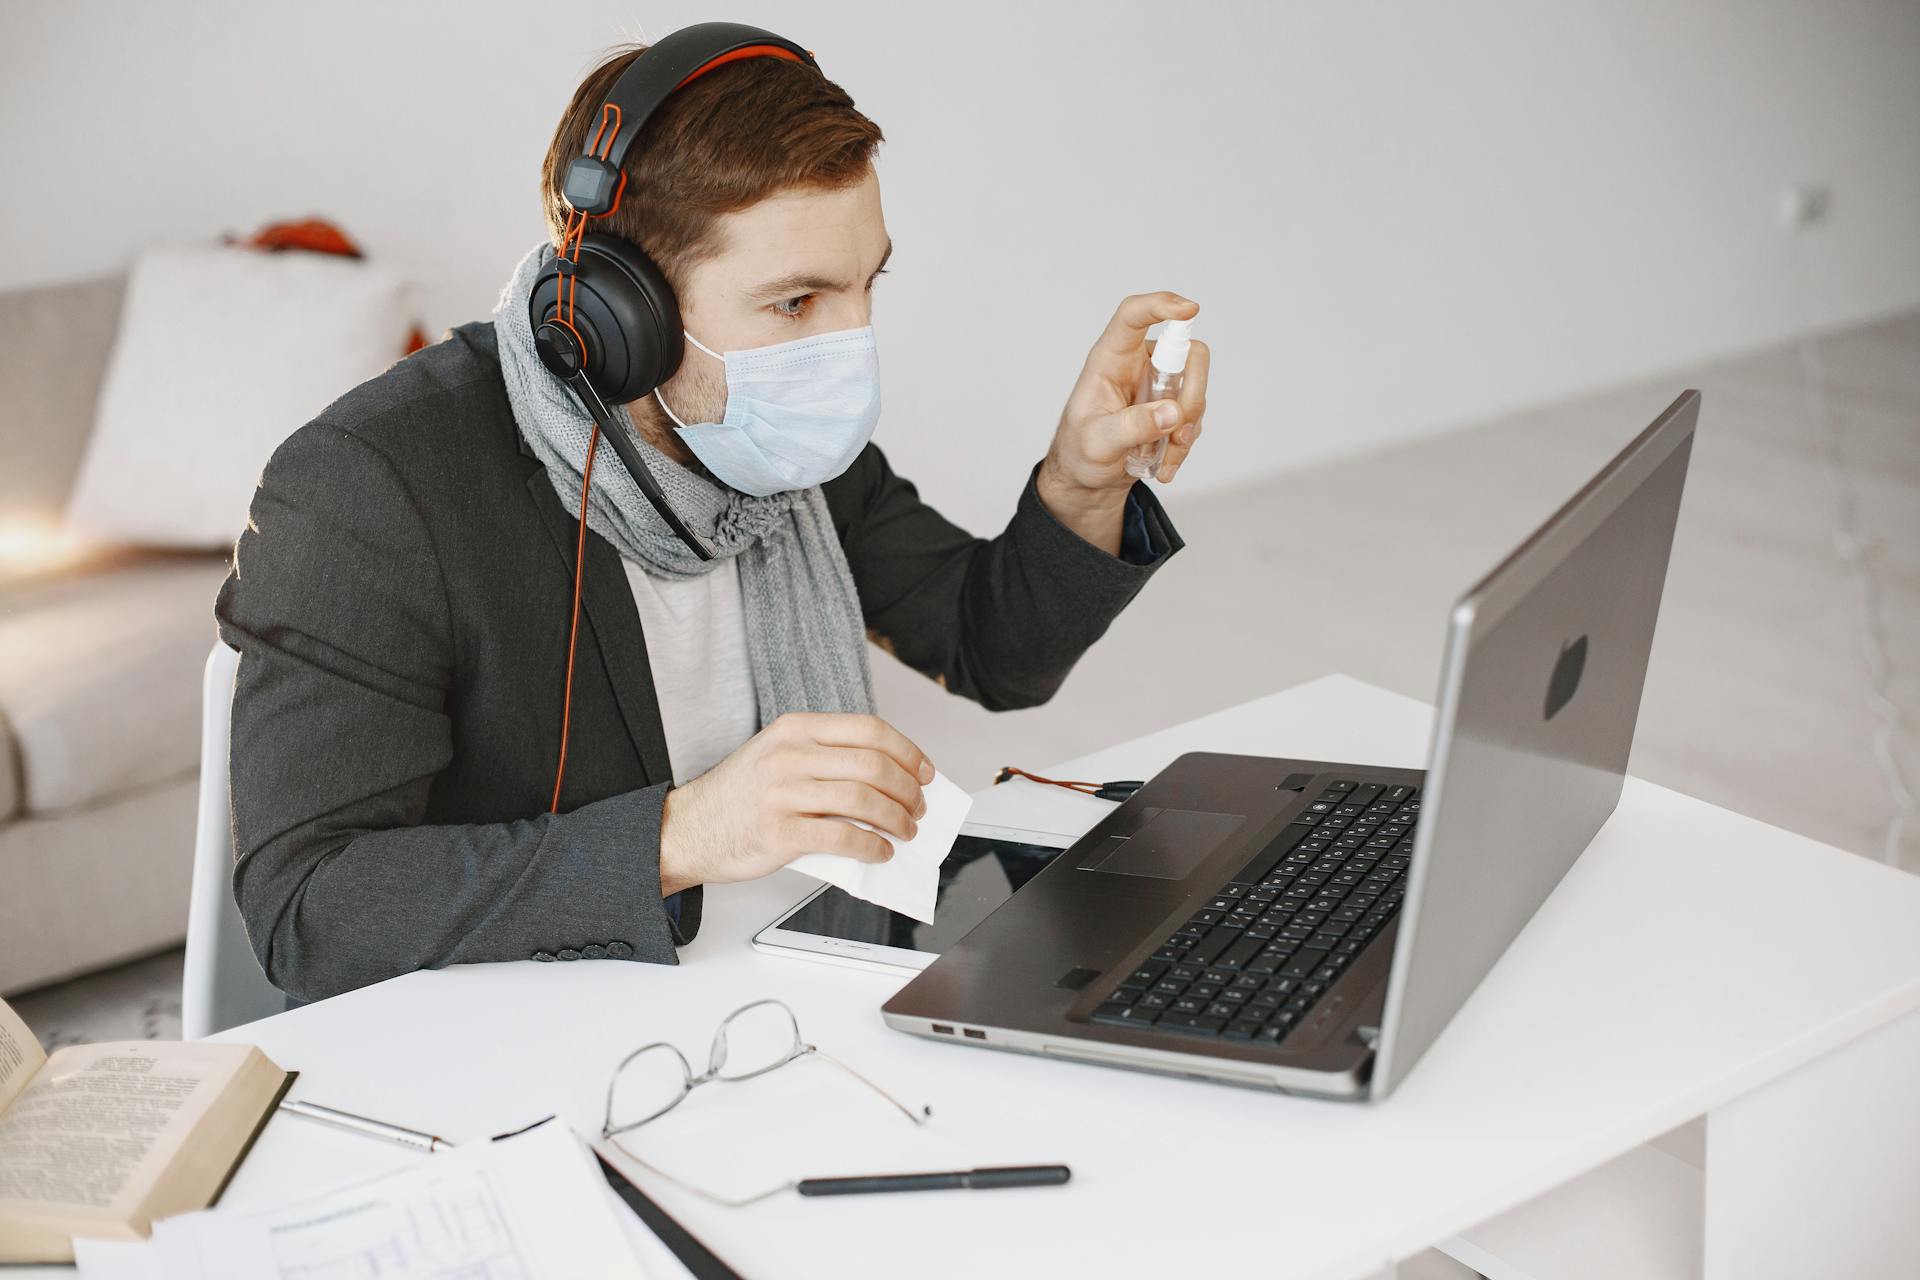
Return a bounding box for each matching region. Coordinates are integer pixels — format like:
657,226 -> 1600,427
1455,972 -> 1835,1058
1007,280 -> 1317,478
621,556 -> 758,787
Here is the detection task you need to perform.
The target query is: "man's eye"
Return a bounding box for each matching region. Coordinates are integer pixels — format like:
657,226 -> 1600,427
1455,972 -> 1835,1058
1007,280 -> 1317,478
773,294 -> 813,318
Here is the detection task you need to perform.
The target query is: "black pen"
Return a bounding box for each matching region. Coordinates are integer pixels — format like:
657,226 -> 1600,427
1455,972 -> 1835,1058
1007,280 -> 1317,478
796,1165 -> 1071,1196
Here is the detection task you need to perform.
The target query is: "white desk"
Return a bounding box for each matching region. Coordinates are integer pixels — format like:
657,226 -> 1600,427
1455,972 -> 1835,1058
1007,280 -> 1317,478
37,676 -> 1920,1279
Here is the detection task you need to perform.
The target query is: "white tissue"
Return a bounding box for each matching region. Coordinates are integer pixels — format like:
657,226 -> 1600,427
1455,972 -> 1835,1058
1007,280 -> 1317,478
785,771 -> 973,923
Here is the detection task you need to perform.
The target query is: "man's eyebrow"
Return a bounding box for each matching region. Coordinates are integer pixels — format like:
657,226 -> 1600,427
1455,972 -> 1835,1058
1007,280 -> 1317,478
746,238 -> 894,301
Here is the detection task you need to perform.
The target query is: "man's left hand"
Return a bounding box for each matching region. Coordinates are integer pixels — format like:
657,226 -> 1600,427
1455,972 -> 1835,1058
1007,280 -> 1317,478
1038,292 -> 1208,552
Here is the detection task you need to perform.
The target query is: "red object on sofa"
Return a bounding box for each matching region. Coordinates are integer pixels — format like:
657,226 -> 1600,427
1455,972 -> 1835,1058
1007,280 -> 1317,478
232,217 -> 427,354
242,218 -> 364,258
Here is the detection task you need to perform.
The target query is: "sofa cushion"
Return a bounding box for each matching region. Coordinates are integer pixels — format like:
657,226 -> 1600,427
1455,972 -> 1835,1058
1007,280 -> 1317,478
0,273 -> 126,524
64,243 -> 413,549
0,701 -> 14,822
0,555 -> 229,816
0,776 -> 197,996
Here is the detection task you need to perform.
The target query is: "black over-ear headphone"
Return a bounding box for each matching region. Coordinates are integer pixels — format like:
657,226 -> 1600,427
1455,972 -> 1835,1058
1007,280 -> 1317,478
536,23 -> 820,812
532,22 -> 820,562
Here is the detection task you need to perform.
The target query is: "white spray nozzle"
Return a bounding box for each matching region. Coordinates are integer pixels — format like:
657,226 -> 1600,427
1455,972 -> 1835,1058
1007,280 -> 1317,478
1151,317 -> 1195,374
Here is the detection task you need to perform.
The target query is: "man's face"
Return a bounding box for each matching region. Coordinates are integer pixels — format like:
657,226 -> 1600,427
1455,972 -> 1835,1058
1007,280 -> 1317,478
653,168 -> 889,431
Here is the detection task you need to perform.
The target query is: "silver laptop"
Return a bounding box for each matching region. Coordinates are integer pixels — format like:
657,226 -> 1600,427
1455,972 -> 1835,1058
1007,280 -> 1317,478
882,391 -> 1700,1100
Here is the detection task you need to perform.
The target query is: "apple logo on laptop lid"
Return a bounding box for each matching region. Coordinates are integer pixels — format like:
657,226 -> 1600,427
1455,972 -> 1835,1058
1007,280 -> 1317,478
1545,635 -> 1588,721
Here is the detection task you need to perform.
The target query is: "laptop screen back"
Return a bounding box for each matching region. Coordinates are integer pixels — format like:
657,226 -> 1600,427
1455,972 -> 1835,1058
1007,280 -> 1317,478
1370,392 -> 1699,1098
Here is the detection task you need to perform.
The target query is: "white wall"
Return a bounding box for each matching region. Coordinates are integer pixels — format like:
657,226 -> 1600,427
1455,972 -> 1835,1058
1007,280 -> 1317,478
4,0 -> 1916,528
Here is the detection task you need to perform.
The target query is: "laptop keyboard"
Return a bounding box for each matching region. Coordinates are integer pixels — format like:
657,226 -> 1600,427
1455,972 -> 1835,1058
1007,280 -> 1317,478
1088,780 -> 1418,1047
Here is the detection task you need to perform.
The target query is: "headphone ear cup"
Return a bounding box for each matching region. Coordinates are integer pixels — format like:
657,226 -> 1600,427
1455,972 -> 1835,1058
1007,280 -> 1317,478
527,233 -> 683,403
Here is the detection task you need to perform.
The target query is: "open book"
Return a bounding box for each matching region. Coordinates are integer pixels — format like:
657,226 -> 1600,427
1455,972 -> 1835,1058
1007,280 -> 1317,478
0,995 -> 292,1264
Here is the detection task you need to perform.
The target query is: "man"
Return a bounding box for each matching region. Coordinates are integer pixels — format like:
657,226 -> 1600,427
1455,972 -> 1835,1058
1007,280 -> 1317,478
216,32 -> 1209,1005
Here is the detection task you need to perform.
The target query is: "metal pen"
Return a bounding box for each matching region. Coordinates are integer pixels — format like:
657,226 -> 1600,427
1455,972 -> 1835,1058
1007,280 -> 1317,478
279,1099 -> 451,1153
795,1164 -> 1071,1196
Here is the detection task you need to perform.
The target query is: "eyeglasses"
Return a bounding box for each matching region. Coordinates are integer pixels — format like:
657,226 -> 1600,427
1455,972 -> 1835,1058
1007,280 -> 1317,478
599,998 -> 930,1207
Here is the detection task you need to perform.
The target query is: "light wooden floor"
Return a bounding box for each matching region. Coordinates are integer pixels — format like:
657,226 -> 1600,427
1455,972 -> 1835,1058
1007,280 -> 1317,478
875,309 -> 1920,870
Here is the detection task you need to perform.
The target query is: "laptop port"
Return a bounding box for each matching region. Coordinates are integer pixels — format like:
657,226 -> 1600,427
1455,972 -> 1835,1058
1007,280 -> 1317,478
931,1024 -> 954,1036
963,1028 -> 987,1040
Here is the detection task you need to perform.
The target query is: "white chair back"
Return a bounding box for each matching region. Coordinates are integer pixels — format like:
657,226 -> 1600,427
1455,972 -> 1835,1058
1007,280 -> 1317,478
182,642 -> 285,1039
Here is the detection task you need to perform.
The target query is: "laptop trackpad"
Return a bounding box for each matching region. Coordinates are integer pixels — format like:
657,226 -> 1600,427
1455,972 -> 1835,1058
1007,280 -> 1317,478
1077,808 -> 1247,880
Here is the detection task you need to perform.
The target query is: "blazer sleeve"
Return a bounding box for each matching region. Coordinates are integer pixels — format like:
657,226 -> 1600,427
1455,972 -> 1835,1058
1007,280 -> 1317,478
841,446 -> 1184,711
215,422 -> 688,1005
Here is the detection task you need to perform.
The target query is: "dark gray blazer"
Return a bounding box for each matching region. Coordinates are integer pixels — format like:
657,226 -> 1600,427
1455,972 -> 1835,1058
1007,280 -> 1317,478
215,320 -> 1184,1004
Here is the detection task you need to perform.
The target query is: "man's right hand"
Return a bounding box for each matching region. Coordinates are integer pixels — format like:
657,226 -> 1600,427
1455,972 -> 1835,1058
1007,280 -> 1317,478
657,712 -> 935,896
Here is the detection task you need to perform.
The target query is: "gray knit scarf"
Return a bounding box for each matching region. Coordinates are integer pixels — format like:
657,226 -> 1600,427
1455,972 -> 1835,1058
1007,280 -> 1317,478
493,241 -> 875,725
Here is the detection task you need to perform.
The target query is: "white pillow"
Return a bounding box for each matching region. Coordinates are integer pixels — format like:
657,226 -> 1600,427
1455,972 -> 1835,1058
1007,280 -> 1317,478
65,243 -> 414,548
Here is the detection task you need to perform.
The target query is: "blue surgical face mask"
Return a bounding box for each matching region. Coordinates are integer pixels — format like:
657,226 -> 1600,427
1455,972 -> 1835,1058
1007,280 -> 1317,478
652,324 -> 881,497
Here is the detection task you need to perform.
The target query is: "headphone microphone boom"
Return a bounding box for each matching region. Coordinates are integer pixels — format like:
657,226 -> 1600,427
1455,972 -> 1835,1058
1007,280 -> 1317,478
532,23 -> 821,811
536,331 -> 716,560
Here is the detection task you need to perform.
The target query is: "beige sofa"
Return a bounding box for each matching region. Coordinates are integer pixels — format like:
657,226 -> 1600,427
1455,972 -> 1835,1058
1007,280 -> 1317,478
0,274 -> 229,995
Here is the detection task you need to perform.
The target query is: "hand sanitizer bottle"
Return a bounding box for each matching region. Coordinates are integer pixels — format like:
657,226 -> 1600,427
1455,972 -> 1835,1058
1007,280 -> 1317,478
1126,317 -> 1194,481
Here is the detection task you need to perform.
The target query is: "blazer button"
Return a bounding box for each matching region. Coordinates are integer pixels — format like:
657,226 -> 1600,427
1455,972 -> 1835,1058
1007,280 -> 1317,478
532,951 -> 557,962
607,940 -> 634,959
557,948 -> 582,961
582,944 -> 607,959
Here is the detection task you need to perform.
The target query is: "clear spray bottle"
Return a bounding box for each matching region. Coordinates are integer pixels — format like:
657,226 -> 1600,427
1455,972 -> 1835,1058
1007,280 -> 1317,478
1126,317 -> 1194,481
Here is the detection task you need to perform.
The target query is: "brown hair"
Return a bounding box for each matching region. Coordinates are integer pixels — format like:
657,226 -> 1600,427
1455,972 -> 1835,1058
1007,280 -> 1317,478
540,43 -> 884,292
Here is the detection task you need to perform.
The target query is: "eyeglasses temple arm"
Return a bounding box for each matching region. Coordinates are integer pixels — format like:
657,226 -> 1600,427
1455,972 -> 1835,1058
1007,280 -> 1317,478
808,1048 -> 931,1126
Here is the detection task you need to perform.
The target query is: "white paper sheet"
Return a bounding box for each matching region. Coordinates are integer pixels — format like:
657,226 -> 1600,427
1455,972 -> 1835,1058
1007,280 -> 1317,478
784,770 -> 972,922
69,1239 -> 153,1280
74,1118 -> 648,1279
604,1179 -> 697,1280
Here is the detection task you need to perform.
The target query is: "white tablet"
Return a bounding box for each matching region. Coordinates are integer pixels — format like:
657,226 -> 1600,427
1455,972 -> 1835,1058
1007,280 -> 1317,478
752,822 -> 1078,975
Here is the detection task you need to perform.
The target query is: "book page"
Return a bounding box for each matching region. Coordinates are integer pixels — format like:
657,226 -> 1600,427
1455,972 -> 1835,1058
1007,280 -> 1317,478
0,998 -> 48,1115
0,1040 -> 249,1218
78,1118 -> 649,1278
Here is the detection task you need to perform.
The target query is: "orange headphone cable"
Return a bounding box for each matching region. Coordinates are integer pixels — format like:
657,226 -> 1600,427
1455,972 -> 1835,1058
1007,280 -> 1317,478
551,425 -> 602,812
995,765 -> 1105,795
546,51 -> 802,808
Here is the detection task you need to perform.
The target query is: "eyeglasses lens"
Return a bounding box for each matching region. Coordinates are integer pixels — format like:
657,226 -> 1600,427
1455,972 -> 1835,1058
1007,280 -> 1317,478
712,1001 -> 803,1080
608,1044 -> 692,1130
